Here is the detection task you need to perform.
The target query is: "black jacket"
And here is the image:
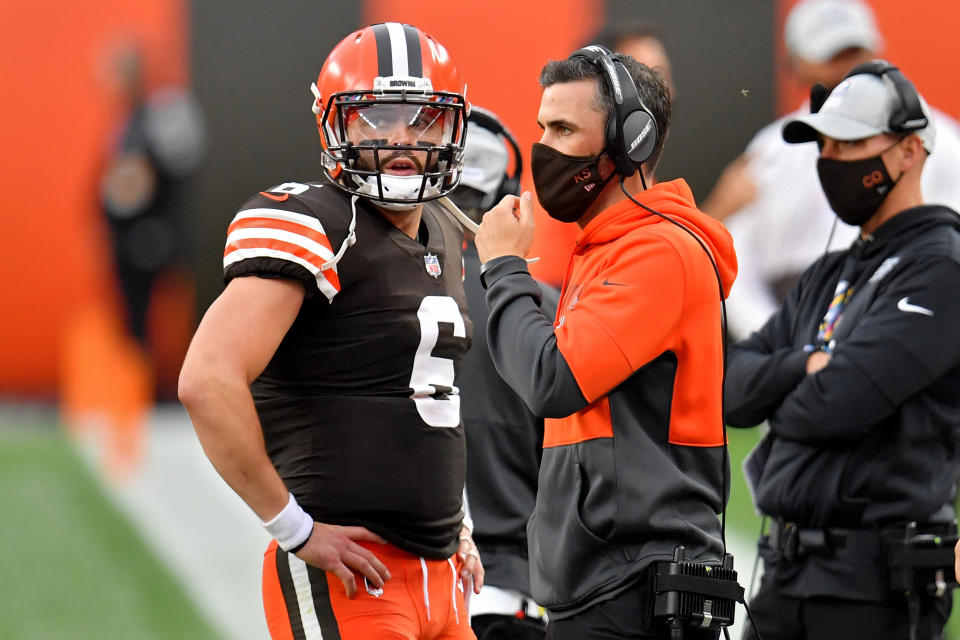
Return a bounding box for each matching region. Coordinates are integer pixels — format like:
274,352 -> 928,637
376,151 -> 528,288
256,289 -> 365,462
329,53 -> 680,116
724,205 -> 960,599
461,243 -> 559,597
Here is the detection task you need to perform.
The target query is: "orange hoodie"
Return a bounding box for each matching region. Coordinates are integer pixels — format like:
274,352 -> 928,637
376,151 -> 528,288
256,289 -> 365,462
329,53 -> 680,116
551,178 -> 737,448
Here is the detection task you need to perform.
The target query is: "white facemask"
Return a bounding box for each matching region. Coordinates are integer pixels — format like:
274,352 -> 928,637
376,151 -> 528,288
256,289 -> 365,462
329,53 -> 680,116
351,173 -> 443,211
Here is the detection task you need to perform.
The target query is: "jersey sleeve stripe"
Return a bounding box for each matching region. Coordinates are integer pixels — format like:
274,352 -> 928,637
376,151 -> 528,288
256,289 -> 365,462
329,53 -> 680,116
224,245 -> 340,301
228,215 -> 335,254
233,208 -> 328,234
225,227 -> 337,264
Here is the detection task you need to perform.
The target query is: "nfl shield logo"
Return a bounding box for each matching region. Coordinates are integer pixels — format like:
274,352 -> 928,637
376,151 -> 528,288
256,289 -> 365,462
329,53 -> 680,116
424,253 -> 442,278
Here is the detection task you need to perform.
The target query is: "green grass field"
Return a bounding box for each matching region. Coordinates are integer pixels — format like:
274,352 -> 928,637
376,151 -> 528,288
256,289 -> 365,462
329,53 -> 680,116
0,410 -> 956,638
0,414 -> 220,640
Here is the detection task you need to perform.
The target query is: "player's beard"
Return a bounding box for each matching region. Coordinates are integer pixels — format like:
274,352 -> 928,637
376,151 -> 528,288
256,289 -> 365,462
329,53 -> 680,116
356,147 -> 436,175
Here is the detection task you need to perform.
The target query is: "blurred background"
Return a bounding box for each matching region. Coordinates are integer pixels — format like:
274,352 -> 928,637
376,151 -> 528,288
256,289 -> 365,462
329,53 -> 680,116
2,0 -> 959,638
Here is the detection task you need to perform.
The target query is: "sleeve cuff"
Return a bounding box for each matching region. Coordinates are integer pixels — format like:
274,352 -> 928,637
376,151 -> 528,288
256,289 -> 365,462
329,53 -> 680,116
479,255 -> 530,290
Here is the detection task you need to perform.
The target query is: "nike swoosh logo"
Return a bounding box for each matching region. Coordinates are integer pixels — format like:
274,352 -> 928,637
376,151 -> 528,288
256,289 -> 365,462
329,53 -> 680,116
602,279 -> 628,287
897,297 -> 934,316
260,191 -> 290,202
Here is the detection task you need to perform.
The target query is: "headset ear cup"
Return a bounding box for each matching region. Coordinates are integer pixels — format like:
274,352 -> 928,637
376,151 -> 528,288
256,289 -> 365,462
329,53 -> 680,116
605,115 -> 619,155
810,83 -> 830,114
605,115 -> 630,173
623,110 -> 657,165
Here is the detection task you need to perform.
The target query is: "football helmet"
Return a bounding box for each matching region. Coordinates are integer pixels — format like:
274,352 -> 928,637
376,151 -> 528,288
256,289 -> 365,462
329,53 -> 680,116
311,23 -> 468,210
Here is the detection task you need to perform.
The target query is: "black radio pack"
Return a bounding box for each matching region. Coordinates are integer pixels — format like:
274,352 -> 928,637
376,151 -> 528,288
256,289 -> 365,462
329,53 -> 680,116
653,546 -> 745,639
887,521 -> 959,598
886,522 -> 958,640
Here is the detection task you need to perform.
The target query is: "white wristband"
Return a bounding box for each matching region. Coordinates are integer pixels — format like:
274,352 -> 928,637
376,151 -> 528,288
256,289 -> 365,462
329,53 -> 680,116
261,493 -> 314,552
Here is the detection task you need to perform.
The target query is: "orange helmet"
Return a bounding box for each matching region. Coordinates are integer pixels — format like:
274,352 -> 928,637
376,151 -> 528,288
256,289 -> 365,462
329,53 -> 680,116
310,23 -> 468,209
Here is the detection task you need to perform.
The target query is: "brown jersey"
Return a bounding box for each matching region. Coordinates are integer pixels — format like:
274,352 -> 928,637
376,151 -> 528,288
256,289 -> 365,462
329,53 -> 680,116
223,179 -> 472,559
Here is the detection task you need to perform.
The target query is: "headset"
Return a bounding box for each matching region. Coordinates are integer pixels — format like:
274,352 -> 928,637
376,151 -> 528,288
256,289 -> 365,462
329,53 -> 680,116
568,45 -> 658,178
810,59 -> 928,133
466,106 -> 523,207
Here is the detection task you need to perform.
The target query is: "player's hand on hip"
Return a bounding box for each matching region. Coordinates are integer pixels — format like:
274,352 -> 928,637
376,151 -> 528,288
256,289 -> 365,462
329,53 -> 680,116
295,522 -> 391,599
457,527 -> 484,593
475,192 -> 536,264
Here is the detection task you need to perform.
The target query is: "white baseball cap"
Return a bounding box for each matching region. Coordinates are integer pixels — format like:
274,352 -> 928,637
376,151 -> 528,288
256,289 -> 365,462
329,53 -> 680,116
785,0 -> 882,63
782,71 -> 936,153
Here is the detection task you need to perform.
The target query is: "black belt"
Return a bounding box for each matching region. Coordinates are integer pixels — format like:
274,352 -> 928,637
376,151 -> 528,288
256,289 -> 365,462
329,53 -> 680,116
765,519 -> 957,564
766,519 -> 847,563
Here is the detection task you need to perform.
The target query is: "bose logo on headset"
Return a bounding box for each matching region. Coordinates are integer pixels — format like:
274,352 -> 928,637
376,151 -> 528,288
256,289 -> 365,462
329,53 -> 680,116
629,120 -> 654,154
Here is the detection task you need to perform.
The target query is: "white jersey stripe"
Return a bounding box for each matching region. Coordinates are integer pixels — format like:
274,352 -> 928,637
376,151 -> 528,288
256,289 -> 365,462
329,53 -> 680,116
224,247 -> 339,301
386,22 -> 409,77
226,227 -> 336,263
287,554 -> 324,640
233,208 -> 328,235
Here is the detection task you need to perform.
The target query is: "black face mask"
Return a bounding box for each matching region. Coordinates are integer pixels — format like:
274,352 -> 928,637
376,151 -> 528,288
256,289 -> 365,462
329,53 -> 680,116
817,145 -> 900,227
531,143 -> 613,223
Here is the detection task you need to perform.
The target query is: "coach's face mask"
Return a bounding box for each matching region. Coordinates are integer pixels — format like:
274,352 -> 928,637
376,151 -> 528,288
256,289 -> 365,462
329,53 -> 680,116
531,143 -> 613,223
817,146 -> 900,227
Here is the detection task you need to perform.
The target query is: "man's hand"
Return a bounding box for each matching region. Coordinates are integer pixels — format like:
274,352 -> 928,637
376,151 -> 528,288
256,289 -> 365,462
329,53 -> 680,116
806,350 -> 831,374
475,192 -> 536,264
295,523 -> 391,599
457,526 -> 484,594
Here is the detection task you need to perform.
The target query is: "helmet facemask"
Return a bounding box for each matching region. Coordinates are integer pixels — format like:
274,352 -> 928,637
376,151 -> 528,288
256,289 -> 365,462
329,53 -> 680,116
313,76 -> 467,211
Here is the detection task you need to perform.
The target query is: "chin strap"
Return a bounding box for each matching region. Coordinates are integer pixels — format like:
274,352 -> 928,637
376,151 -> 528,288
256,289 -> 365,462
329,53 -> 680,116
321,195 -> 359,271
435,196 -> 540,265
435,196 -> 479,235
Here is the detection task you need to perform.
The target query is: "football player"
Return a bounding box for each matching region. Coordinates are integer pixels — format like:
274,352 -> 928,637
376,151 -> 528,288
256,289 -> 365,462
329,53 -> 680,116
179,22 -> 482,640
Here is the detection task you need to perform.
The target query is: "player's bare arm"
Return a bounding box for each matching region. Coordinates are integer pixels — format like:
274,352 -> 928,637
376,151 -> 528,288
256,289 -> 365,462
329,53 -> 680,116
179,275 -> 390,597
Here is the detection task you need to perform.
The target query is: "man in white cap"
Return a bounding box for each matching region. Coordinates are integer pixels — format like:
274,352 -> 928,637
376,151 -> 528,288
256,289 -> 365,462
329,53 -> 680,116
702,0 -> 960,340
724,60 -> 960,640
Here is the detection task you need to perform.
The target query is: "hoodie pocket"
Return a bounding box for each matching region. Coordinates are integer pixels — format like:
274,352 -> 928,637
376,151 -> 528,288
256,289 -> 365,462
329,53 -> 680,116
527,459 -> 623,610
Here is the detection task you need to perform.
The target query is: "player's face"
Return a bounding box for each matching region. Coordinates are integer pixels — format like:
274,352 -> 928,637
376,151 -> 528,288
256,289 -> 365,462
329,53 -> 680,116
537,79 -> 608,158
344,103 -> 447,175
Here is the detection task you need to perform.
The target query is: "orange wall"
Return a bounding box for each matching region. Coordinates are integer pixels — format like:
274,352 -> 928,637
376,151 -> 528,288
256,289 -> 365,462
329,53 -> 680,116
0,0 -> 186,396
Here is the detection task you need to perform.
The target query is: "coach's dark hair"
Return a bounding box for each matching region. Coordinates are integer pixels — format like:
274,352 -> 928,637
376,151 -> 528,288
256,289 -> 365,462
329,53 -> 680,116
539,54 -> 672,174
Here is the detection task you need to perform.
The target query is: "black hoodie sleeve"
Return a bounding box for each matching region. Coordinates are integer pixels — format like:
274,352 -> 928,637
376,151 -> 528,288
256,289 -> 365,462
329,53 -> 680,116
770,256 -> 960,445
482,256 -> 589,418
723,270 -> 810,428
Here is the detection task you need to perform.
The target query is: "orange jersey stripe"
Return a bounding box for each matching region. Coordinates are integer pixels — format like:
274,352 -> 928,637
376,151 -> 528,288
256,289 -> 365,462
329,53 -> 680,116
228,216 -> 334,254
224,237 -> 342,292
